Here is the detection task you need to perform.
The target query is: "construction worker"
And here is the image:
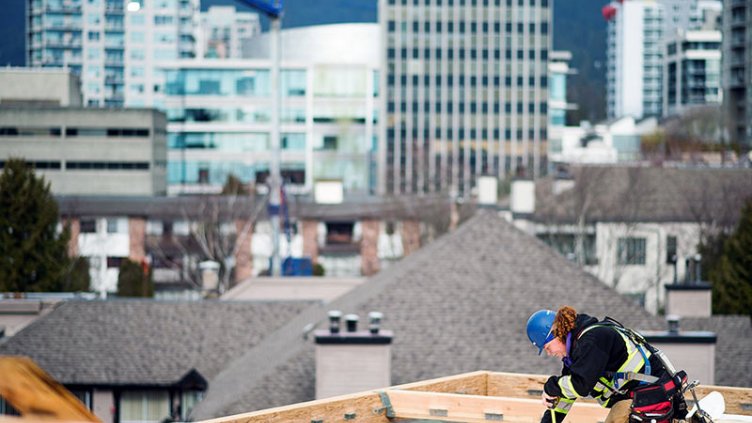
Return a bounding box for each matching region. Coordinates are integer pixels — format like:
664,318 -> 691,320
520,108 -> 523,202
526,306 -> 687,423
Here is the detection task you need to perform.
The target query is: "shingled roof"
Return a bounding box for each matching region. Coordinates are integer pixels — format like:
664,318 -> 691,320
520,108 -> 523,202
0,300 -> 313,387
195,210 -> 743,419
534,166 -> 752,225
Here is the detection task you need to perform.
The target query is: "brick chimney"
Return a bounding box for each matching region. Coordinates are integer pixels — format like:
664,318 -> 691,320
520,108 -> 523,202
643,316 -> 716,385
314,311 -> 392,399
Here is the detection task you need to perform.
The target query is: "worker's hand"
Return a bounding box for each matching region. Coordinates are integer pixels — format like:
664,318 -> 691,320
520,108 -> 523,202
541,391 -> 558,408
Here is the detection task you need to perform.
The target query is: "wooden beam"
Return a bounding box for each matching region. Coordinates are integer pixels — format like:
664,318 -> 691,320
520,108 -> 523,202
396,370 -> 489,396
200,390 -> 389,423
385,390 -> 609,423
0,356 -> 100,422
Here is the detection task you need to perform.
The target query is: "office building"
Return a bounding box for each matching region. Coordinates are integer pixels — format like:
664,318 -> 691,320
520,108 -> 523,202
26,0 -> 200,108
0,69 -> 167,196
0,107 -> 167,196
722,0 -> 752,148
197,5 -> 261,59
379,0 -> 552,196
163,24 -> 380,196
663,29 -> 722,116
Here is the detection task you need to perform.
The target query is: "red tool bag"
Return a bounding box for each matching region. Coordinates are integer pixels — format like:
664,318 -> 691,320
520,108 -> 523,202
629,371 -> 688,423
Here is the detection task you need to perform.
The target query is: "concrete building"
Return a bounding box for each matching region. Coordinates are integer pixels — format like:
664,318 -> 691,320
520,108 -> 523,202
162,24 -> 380,196
197,6 -> 260,59
379,0 -> 552,196
0,106 -> 167,197
26,0 -> 200,108
722,0 -> 752,148
663,30 -> 723,116
0,68 -> 82,107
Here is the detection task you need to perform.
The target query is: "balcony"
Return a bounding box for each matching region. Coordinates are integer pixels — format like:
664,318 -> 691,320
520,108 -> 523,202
45,4 -> 82,14
105,23 -> 124,32
104,75 -> 124,85
104,4 -> 124,13
104,57 -> 124,66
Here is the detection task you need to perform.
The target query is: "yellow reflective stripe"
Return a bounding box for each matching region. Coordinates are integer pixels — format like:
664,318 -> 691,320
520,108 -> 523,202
598,396 -> 612,408
554,397 -> 575,414
558,375 -> 582,399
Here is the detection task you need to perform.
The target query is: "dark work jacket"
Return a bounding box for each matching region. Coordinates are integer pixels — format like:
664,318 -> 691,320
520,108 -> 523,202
539,314 -> 666,423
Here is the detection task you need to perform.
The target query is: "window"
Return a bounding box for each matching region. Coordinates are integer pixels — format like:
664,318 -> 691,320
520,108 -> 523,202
120,391 -> 170,423
617,237 -> 646,265
107,218 -> 125,234
106,256 -> 124,268
322,136 -> 337,150
666,235 -> 677,263
80,219 -> 97,233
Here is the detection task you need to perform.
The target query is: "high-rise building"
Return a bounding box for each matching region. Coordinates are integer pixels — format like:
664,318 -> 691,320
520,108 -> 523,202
605,0 -> 664,119
605,0 -> 722,120
722,0 -> 752,148
197,6 -> 261,59
379,0 -> 552,196
26,0 -> 200,108
663,29 -> 722,116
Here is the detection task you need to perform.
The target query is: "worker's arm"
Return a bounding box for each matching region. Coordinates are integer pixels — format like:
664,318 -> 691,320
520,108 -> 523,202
544,337 -> 610,400
539,397 -> 575,423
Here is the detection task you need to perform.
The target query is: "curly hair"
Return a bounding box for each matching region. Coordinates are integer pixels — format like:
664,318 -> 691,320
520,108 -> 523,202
552,305 -> 577,341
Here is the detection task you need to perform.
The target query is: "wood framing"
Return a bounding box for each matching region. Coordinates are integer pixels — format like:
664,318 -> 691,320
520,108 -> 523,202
200,371 -> 752,423
385,389 -> 608,423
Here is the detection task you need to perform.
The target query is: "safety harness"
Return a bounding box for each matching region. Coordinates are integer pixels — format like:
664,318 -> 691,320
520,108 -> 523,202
552,317 -> 688,423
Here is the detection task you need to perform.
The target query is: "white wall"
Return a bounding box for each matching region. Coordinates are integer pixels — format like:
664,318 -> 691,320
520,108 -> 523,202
587,222 -> 702,314
78,218 -> 130,293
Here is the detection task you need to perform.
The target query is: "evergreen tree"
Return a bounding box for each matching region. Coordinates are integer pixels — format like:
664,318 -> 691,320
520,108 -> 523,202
0,158 -> 71,292
117,259 -> 154,297
63,256 -> 92,292
709,199 -> 752,315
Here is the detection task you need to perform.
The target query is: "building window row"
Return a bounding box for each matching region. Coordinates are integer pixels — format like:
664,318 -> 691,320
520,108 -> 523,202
388,101 -> 548,113
387,0 -> 548,6
388,48 -> 548,61
387,127 -> 548,140
389,20 -> 548,34
0,126 -> 150,138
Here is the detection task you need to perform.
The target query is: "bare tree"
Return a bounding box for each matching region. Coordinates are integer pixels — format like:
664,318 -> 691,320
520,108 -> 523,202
146,188 -> 266,294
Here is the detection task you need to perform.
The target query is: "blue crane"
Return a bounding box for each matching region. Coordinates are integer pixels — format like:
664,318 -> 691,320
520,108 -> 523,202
235,0 -> 282,18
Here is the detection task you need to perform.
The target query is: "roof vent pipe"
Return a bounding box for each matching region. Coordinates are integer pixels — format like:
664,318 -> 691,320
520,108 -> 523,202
667,315 -> 680,334
328,310 -> 342,334
368,311 -> 383,334
344,314 -> 359,332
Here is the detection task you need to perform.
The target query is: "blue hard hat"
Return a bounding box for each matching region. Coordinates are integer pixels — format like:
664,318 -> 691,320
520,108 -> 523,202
526,309 -> 555,355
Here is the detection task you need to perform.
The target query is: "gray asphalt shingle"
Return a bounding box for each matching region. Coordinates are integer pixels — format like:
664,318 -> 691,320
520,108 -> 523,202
0,300 -> 313,386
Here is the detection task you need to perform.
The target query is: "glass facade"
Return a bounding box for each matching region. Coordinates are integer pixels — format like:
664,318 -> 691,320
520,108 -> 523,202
164,63 -> 379,195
